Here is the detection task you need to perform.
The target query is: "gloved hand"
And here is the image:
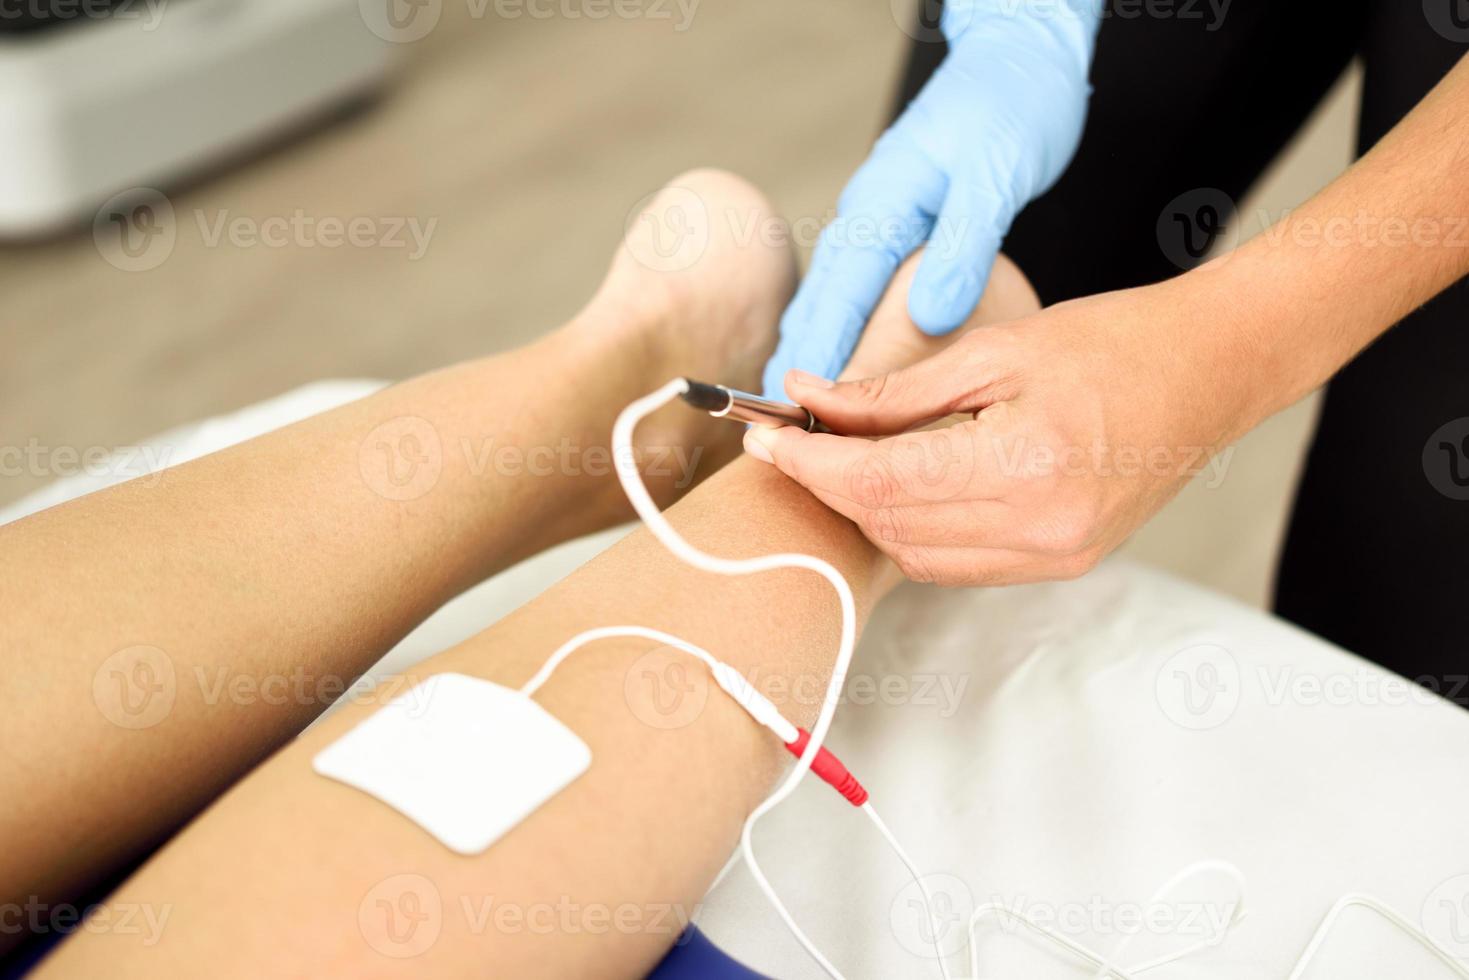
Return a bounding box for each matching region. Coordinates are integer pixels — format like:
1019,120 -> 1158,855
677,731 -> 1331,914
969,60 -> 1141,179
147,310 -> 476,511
762,0 -> 1101,397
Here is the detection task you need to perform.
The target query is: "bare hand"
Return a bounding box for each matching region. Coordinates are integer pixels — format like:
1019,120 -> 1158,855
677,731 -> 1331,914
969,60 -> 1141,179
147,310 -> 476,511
744,282 -> 1264,586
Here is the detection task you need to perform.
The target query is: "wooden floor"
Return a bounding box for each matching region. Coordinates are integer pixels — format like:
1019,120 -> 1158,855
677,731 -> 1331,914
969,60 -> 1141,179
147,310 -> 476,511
0,5 -> 1359,607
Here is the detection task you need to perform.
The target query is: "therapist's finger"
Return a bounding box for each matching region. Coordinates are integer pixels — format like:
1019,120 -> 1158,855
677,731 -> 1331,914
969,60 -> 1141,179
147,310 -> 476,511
908,180 -> 1008,336
742,423 -> 1003,511
785,335 -> 1011,437
802,489 -> 1037,552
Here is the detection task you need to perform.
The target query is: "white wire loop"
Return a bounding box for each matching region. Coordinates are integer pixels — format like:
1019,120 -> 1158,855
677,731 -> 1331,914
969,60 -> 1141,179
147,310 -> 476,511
526,378 -> 947,980
527,379 -> 1465,980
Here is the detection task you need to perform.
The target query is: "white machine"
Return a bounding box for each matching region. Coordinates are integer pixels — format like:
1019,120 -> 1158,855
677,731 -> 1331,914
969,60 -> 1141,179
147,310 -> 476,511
0,0 -> 396,234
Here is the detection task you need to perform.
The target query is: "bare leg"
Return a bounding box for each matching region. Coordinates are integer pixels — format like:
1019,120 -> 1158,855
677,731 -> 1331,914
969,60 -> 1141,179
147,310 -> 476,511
36,250 -> 1039,978
0,170 -> 796,932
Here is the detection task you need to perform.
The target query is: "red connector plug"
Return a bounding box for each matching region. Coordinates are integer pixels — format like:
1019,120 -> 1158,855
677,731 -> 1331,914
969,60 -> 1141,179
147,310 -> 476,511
784,728 -> 868,806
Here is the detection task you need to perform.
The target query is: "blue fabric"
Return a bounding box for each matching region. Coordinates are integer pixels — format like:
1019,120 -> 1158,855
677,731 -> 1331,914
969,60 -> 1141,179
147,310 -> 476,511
647,926 -> 771,979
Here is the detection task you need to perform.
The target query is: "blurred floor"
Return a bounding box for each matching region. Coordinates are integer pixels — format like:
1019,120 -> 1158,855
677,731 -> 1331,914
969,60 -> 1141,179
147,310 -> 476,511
0,4 -> 1360,608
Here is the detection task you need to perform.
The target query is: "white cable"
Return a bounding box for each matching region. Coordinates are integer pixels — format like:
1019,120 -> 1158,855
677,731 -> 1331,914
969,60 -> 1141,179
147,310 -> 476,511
1286,894 -> 1469,980
611,379 -> 856,978
518,379 -> 857,978
969,860 -> 1247,980
1090,860 -> 1247,978
523,625 -> 815,947
608,380 -> 959,980
527,630 -> 950,979
968,902 -> 1146,980
521,625 -> 722,699
967,861 -> 1465,980
863,802 -> 954,980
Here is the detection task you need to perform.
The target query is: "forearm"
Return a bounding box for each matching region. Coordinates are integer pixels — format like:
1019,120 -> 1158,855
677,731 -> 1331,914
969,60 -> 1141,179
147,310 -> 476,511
1194,53 -> 1469,422
38,456 -> 892,978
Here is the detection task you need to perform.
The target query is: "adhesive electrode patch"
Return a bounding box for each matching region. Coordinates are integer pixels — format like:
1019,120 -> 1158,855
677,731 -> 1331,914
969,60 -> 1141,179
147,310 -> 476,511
313,673 -> 591,855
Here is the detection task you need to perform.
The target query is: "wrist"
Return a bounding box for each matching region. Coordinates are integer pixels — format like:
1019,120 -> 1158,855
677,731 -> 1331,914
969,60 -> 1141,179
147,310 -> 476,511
1167,247 -> 1336,432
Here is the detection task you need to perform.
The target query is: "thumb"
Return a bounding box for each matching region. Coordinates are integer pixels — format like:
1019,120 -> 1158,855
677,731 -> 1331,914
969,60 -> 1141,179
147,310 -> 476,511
783,341 -> 990,436
908,181 -> 1008,336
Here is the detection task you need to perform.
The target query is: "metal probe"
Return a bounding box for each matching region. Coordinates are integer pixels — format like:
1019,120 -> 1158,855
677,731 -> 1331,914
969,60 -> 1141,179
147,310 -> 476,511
680,378 -> 829,433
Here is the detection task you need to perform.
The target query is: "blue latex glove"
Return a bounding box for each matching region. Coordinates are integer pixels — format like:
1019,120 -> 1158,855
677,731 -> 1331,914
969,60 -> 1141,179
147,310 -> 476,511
762,0 -> 1101,397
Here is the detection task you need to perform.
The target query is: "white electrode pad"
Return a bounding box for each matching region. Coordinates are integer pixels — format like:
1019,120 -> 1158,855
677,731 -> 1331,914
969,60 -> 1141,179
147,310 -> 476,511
312,672 -> 592,855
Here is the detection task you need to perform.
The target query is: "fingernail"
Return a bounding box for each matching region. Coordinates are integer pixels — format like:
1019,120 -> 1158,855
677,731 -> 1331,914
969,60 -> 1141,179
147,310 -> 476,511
742,428 -> 774,464
788,369 -> 835,390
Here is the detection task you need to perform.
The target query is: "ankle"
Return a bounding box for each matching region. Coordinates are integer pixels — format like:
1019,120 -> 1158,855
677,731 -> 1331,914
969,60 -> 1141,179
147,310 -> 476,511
559,297 -> 672,390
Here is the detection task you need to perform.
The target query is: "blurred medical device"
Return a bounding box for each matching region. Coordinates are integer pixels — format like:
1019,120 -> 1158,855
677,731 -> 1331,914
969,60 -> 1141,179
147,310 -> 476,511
0,0 -> 395,234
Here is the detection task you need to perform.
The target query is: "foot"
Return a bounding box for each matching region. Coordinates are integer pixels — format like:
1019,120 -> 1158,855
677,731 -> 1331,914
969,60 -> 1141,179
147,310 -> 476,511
570,169 -> 797,507
837,250 -> 1039,385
